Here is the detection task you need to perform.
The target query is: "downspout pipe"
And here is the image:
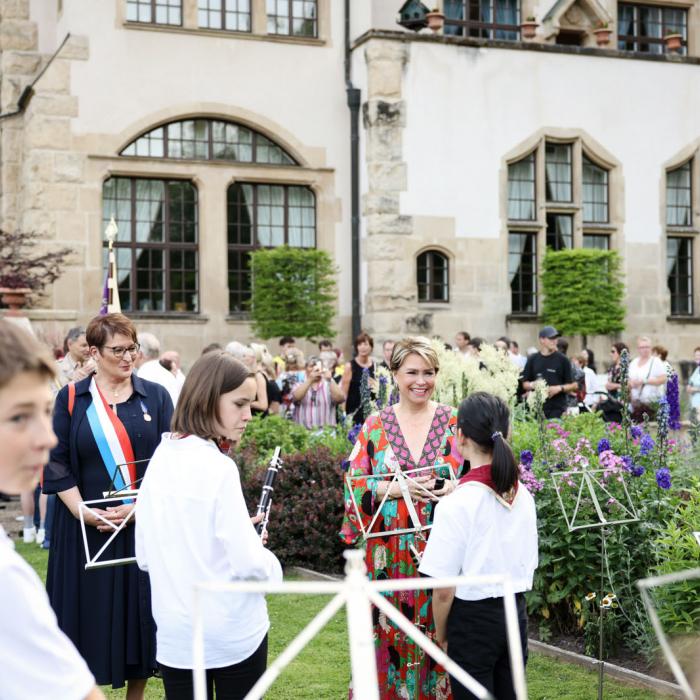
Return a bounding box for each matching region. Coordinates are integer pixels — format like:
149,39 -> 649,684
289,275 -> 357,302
345,0 -> 362,340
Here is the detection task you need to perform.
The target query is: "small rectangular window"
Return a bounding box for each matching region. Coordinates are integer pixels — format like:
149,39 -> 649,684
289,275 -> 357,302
618,3 -> 687,55
668,236 -> 693,315
267,0 -> 317,37
546,213 -> 573,250
508,153 -> 536,221
582,156 -> 609,223
509,232 -> 537,314
667,161 -> 692,226
583,234 -> 610,250
417,251 -> 449,303
198,0 -> 251,31
127,0 -> 182,25
444,0 -> 520,40
545,143 -> 573,203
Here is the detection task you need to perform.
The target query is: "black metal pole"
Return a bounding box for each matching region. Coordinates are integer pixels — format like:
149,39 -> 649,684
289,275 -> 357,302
345,0 -> 362,340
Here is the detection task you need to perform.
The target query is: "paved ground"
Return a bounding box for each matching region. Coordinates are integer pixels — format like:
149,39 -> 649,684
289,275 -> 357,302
0,495 -> 25,542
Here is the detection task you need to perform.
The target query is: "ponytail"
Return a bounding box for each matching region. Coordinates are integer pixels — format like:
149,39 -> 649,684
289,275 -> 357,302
457,392 -> 518,493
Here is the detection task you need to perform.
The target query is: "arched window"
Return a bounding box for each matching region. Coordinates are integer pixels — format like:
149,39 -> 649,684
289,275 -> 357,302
417,250 -> 449,303
102,177 -> 198,313
121,118 -> 297,165
227,182 -> 316,313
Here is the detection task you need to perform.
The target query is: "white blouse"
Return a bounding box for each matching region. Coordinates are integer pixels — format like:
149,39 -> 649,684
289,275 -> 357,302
419,477 -> 538,601
0,526 -> 94,699
135,434 -> 282,669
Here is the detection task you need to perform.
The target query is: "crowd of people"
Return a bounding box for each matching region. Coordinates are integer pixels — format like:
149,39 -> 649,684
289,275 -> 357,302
1,313 -> 695,700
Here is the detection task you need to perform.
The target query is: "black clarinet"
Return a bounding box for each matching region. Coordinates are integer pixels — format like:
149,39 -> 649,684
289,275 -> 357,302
255,447 -> 282,536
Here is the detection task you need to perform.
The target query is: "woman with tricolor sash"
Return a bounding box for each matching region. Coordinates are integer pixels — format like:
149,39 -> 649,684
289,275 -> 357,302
44,313 -> 174,697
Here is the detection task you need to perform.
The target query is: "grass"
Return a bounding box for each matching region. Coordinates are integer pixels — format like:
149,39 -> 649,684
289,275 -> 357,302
15,541 -> 670,699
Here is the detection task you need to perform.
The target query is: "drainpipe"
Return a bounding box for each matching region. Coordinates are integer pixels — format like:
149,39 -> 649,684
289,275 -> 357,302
345,0 -> 362,339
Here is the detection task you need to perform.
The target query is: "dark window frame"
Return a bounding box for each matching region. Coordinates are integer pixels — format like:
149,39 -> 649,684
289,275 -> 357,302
666,160 -> 693,227
509,231 -> 537,315
102,176 -> 199,315
507,151 -> 537,221
582,154 -> 609,224
667,235 -> 694,316
417,250 -> 450,303
444,0 -> 520,40
227,181 -> 317,314
197,0 -> 252,32
545,141 -> 573,204
266,0 -> 318,38
617,2 -> 688,55
126,0 -> 183,25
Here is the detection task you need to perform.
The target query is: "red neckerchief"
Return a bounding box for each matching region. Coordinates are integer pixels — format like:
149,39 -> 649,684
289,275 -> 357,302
458,464 -> 519,509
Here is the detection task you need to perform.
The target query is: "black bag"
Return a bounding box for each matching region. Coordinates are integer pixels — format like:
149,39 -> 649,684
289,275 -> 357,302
599,397 -> 624,423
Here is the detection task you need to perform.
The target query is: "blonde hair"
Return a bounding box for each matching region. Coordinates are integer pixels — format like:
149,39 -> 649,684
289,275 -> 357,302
389,337 -> 440,373
0,320 -> 56,390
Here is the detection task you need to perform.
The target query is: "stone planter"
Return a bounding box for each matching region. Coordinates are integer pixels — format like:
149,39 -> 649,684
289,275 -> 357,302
0,287 -> 31,315
426,11 -> 445,32
664,33 -> 682,52
593,27 -> 612,46
521,20 -> 538,39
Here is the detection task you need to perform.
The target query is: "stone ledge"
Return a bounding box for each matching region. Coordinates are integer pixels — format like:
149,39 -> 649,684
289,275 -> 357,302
666,315 -> 700,324
126,313 -> 209,323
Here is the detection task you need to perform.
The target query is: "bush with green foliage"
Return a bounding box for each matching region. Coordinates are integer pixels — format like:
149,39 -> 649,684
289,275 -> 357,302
541,248 -> 625,341
249,246 -> 337,341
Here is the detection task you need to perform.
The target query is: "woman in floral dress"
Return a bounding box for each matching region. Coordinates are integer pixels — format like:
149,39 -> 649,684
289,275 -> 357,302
341,337 -> 464,700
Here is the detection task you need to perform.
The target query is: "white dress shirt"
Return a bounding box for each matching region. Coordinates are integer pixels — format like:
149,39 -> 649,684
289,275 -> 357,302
135,434 -> 282,670
0,526 -> 95,700
137,359 -> 180,406
419,475 -> 538,601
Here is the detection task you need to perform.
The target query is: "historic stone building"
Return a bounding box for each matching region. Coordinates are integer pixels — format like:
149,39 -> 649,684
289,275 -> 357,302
2,0 -> 700,363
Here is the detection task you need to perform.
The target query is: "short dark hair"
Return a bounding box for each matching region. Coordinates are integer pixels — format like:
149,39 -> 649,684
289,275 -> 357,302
201,342 -> 222,355
86,313 -> 137,349
497,336 -> 510,345
354,331 -> 374,351
279,336 -> 295,347
556,338 -> 569,354
456,331 -> 470,341
171,351 -> 253,440
63,326 -> 86,354
0,320 -> 56,391
318,339 -> 333,350
467,337 -> 484,350
510,340 -> 519,350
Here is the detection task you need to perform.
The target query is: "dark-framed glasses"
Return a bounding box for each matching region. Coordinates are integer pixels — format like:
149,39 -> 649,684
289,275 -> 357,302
103,343 -> 140,359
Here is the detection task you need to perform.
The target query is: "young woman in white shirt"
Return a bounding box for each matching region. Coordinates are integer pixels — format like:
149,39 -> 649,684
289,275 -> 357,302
419,392 -> 538,700
135,351 -> 282,700
0,319 -> 104,700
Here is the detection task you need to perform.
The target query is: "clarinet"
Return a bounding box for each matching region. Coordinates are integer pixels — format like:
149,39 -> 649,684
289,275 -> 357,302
255,446 -> 282,536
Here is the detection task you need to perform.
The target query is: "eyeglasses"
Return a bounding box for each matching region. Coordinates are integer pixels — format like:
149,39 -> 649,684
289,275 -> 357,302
103,343 -> 140,359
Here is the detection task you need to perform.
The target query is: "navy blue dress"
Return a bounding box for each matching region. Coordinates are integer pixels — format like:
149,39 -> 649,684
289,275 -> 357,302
44,374 -> 173,689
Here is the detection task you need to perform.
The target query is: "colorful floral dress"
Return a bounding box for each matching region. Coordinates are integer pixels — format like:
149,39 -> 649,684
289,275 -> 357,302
340,404 -> 464,700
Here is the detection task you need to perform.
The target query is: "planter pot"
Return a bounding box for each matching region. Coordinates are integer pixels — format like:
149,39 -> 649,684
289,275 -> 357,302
426,11 -> 445,32
664,33 -> 682,52
0,287 -> 31,315
593,28 -> 611,46
521,21 -> 538,39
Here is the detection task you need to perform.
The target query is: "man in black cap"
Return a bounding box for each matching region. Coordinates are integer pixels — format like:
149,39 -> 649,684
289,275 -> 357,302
522,326 -> 577,418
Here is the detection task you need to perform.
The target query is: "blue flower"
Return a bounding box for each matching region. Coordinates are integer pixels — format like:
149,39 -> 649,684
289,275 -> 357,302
655,467 -> 672,490
639,433 -> 655,456
631,465 -> 645,477
597,438 -> 611,454
520,450 -> 534,467
347,424 -> 361,445
631,425 -> 643,440
666,373 -> 681,431
621,455 -> 633,472
341,459 -> 350,472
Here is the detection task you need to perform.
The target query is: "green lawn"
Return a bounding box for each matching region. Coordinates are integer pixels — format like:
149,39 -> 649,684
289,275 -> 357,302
15,542 -> 669,699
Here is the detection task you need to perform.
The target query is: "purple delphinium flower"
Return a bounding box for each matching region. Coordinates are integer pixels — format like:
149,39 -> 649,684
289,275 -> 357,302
631,465 -> 645,477
520,450 -> 534,468
639,433 -> 655,456
341,459 -> 351,472
347,424 -> 361,445
597,438 -> 611,454
621,455 -> 633,472
667,373 -> 681,431
655,467 -> 672,490
631,425 -> 643,440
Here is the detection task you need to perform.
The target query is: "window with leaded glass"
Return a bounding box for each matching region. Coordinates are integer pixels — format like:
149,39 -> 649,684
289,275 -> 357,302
582,156 -> 608,223
444,0 -> 519,40
508,152 -> 536,220
509,232 -> 537,314
198,0 -> 251,31
121,119 -> 296,165
417,251 -> 449,303
546,213 -> 573,250
618,3 -> 687,55
102,177 -> 198,313
667,161 -> 692,226
267,0 -> 317,37
545,143 -> 573,202
126,0 -> 182,25
227,182 -> 316,313
667,237 -> 693,315
583,234 -> 610,250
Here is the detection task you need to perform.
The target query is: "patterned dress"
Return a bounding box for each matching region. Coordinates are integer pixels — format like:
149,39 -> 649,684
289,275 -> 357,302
340,404 -> 464,700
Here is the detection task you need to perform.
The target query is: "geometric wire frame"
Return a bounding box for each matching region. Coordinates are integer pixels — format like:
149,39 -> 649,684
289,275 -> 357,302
637,567 -> 700,700
191,550 -> 528,700
550,467 -> 639,532
77,458 -> 148,570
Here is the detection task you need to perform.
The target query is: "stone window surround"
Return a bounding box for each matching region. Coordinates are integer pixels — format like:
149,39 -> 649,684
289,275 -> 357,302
663,143 -> 700,320
416,246 -> 451,304
502,128 -> 622,318
116,0 -> 329,45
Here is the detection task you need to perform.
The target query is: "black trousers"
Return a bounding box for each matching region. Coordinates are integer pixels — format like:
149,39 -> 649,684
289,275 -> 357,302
159,636 -> 268,700
447,594 -> 528,700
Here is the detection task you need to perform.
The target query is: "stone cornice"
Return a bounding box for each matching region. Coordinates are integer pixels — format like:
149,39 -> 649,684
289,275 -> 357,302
351,29 -> 700,66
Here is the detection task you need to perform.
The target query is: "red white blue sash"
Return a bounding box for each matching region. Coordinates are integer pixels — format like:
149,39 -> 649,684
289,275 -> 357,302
85,377 -> 137,497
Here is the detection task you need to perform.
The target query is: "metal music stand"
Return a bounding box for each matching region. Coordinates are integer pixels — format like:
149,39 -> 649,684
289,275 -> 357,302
550,464 -> 639,700
78,458 -> 149,570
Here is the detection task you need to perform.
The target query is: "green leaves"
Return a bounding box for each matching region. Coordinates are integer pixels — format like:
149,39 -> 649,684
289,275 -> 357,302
541,248 -> 625,337
249,246 -> 338,340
